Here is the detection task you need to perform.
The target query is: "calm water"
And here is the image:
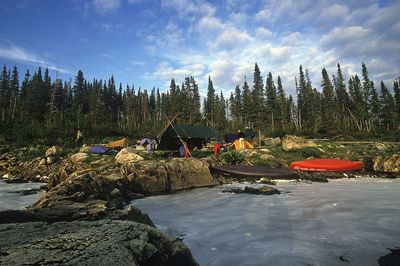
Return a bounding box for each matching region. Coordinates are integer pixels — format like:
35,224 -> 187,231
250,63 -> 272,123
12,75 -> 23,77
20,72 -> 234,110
132,178 -> 400,266
0,181 -> 45,210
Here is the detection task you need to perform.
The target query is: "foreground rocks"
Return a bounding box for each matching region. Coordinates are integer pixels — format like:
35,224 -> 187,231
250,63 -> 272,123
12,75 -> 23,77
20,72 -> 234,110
373,154 -> 400,173
223,185 -> 281,195
0,220 -> 198,266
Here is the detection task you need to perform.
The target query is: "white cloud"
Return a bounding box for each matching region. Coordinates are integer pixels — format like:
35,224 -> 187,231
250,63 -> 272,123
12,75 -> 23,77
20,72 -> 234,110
213,27 -> 252,50
255,27 -> 273,39
0,44 -> 72,74
92,0 -> 122,14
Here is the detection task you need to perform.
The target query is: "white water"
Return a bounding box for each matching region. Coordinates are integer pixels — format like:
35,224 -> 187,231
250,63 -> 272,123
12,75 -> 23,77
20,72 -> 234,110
0,181 -> 45,210
132,178 -> 400,266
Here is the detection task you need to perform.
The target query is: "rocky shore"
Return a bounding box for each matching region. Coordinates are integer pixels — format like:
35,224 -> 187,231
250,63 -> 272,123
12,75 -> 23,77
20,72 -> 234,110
0,136 -> 399,265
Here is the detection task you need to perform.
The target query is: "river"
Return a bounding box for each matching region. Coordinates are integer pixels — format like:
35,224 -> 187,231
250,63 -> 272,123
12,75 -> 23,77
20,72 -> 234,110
131,178 -> 400,266
0,181 -> 45,211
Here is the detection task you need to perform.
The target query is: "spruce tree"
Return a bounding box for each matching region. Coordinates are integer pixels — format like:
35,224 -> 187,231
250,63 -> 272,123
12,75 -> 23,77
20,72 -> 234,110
205,76 -> 215,126
252,63 -> 264,130
321,68 -> 336,132
265,72 -> 277,131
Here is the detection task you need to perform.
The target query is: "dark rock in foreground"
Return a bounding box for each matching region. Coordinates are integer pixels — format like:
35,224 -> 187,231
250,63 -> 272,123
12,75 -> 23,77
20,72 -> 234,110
0,220 -> 198,266
223,185 -> 281,195
378,248 -> 400,266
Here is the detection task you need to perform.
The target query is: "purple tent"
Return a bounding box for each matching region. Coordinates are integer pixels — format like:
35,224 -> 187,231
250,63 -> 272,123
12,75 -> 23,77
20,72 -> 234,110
140,138 -> 152,146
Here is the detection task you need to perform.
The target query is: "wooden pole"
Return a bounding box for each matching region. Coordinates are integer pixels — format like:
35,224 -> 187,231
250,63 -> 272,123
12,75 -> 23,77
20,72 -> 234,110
163,113 -> 192,157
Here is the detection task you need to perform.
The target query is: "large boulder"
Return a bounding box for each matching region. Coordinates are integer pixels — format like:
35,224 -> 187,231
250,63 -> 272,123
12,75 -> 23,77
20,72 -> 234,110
373,154 -> 400,173
264,137 -> 281,147
0,220 -> 198,266
116,148 -> 144,164
281,135 -> 317,151
45,145 -> 61,157
130,158 -> 219,194
70,152 -> 88,164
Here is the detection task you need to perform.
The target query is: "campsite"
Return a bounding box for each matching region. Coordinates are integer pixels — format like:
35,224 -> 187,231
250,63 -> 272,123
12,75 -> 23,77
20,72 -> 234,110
1,0 -> 400,264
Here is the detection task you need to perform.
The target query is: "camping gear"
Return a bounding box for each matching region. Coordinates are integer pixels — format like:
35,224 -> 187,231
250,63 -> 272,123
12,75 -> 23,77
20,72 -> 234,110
214,143 -> 221,156
233,139 -> 254,150
90,146 -> 108,154
179,145 -> 189,158
140,138 -> 151,146
107,138 -> 128,149
211,165 -> 299,179
157,123 -> 221,150
290,158 -> 364,172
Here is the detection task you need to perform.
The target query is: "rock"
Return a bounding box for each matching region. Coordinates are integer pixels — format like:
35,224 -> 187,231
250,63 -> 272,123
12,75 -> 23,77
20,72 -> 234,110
374,142 -> 388,151
45,145 -> 60,157
264,137 -> 281,147
223,186 -> 281,195
80,144 -> 91,153
260,154 -> 275,160
39,158 -> 46,166
0,220 -> 198,266
46,156 -> 54,164
373,154 -> 400,172
281,135 -> 317,151
130,158 -> 219,194
70,152 -> 88,164
243,186 -> 281,195
115,148 -> 144,164
258,177 -> 277,185
378,248 -> 400,266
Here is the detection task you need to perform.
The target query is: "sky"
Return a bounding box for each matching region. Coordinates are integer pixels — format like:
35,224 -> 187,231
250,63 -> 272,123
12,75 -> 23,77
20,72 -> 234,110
0,0 -> 399,97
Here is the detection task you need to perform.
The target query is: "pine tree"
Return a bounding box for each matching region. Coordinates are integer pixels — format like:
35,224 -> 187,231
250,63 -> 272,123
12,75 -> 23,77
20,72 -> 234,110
252,63 -> 264,130
0,65 -> 9,122
276,76 -> 287,131
205,76 -> 215,126
9,65 -> 19,121
380,81 -> 396,130
265,72 -> 278,131
242,79 -> 251,127
334,63 -> 350,130
321,68 -> 336,132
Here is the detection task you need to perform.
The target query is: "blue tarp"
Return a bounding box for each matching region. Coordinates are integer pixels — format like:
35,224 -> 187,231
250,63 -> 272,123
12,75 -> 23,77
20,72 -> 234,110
90,146 -> 108,154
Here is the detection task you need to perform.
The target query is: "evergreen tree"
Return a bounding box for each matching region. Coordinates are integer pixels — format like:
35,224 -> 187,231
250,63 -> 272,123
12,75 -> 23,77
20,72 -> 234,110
242,79 -> 251,127
9,65 -> 19,120
205,76 -> 215,126
276,76 -> 288,130
252,63 -> 264,130
380,81 -> 396,130
265,72 -> 277,131
0,65 -> 9,122
321,68 -> 336,132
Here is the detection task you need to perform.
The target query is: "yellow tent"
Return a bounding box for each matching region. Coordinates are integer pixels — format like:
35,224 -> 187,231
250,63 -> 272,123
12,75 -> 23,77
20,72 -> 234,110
107,138 -> 128,148
233,139 -> 254,150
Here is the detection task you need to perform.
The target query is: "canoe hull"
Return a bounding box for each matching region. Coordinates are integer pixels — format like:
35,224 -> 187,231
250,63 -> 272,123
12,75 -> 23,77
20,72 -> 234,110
290,159 -> 364,172
211,165 -> 299,179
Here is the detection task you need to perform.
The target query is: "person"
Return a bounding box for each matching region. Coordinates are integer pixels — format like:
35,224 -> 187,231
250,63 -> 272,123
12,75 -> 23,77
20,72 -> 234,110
237,129 -> 245,150
245,127 -> 254,139
237,129 -> 245,139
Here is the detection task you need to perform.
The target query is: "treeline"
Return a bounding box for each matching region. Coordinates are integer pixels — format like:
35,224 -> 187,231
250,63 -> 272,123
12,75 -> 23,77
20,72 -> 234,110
0,62 -> 399,143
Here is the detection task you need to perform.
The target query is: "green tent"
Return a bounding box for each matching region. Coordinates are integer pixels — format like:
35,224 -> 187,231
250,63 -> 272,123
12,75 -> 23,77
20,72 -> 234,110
157,124 -> 221,150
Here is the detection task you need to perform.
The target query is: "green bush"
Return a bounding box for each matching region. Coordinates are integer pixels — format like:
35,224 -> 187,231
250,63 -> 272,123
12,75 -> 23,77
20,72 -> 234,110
220,150 -> 244,164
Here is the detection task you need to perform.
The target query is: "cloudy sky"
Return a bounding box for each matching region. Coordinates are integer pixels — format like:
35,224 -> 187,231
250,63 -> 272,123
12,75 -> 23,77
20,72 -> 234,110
0,0 -> 399,96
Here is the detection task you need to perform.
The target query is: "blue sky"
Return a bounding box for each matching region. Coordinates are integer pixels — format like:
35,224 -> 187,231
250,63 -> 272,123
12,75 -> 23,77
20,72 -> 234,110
0,0 -> 399,97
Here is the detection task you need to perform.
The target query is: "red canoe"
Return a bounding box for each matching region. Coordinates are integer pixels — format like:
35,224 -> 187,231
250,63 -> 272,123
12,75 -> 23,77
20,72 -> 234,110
290,159 -> 364,172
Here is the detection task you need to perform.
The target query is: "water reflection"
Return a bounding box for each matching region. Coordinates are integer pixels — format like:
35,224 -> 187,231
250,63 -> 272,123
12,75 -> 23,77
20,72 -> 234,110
132,179 -> 400,265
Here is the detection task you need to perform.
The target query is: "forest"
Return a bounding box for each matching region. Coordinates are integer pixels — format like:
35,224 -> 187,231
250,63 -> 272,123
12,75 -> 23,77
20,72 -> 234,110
0,62 -> 399,144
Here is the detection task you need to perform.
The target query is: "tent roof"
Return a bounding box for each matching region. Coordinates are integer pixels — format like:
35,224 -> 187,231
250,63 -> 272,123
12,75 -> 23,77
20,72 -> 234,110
162,124 -> 220,139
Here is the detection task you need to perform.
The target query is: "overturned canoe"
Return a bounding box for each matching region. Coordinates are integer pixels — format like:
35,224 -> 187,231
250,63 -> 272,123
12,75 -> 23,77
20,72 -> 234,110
290,158 -> 364,172
211,165 -> 299,179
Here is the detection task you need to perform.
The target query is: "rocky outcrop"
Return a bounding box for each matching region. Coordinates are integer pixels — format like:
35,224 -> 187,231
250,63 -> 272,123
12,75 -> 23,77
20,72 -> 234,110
126,158 -> 219,194
70,152 -> 88,164
264,137 -> 281,147
223,185 -> 281,195
281,135 -> 317,151
115,148 -> 144,164
373,154 -> 400,173
0,220 -> 198,266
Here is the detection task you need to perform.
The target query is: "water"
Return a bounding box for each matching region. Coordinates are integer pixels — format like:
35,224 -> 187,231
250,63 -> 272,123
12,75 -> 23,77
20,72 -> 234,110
0,181 -> 45,211
131,178 -> 400,266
